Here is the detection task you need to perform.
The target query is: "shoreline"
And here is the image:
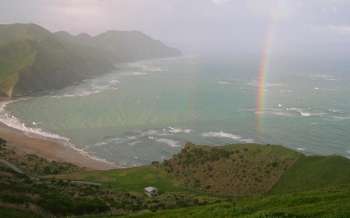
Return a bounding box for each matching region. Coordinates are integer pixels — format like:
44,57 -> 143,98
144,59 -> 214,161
0,98 -> 117,170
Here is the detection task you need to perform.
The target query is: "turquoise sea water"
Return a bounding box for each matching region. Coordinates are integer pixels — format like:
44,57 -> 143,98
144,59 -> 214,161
2,56 -> 350,166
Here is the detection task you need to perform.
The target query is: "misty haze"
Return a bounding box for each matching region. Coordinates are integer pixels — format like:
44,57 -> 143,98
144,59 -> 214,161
0,1 -> 350,218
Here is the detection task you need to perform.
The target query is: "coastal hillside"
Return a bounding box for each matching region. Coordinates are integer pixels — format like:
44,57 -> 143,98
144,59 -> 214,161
0,23 -> 181,97
1,140 -> 350,217
117,185 -> 350,218
162,143 -> 302,196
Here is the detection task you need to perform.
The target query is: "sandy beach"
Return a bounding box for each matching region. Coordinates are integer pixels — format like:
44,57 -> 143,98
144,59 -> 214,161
0,98 -> 117,170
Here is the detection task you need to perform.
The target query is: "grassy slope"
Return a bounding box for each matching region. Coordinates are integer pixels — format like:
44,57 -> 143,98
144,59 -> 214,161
54,143 -> 303,196
70,144 -> 350,218
83,185 -> 350,218
52,165 -> 188,193
0,40 -> 36,96
162,143 -> 302,196
3,142 -> 350,217
271,155 -> 350,194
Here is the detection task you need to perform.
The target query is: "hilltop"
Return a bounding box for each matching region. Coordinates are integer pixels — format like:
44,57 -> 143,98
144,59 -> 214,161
0,23 -> 181,97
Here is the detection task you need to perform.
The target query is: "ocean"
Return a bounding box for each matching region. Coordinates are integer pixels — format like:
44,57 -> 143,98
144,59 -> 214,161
1,56 -> 350,166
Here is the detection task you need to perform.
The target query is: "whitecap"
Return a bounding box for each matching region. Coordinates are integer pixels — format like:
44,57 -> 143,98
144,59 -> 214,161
110,79 -> 120,85
127,136 -> 138,140
129,72 -> 149,76
297,147 -> 305,152
285,107 -> 325,117
128,141 -> 142,146
168,126 -> 192,134
309,74 -> 337,81
328,109 -> 344,114
128,62 -> 164,72
202,131 -> 254,143
331,116 -> 350,121
269,111 -> 294,117
94,142 -> 109,147
52,83 -> 118,99
154,138 -> 181,148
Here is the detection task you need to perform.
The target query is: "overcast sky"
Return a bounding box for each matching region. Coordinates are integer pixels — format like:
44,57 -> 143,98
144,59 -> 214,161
1,0 -> 349,55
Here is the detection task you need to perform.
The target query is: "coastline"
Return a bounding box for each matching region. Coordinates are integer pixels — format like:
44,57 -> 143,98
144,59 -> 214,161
0,98 -> 117,170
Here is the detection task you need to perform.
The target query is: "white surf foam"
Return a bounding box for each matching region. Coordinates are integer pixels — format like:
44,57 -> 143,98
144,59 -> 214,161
122,72 -> 149,76
127,62 -> 164,72
128,140 -> 142,146
331,116 -> 350,121
0,99 -> 115,166
202,131 -> 254,143
53,77 -> 119,98
0,99 -> 69,141
286,107 -> 325,117
297,147 -> 306,152
168,127 -> 192,134
154,138 -> 181,148
309,74 -> 337,81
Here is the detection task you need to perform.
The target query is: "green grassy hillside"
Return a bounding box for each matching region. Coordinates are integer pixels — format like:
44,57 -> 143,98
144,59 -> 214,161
271,155 -> 350,194
0,23 -> 181,97
162,143 -> 302,196
2,141 -> 350,217
0,40 -> 36,96
81,185 -> 350,218
0,139 -> 213,217
52,165 -> 188,193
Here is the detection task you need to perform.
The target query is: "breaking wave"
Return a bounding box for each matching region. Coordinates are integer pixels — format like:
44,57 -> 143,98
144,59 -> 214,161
0,99 -> 114,166
202,131 -> 254,143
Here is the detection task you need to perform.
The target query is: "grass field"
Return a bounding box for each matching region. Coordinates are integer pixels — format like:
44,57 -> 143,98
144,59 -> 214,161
53,166 -> 188,193
271,155 -> 350,194
83,185 -> 350,218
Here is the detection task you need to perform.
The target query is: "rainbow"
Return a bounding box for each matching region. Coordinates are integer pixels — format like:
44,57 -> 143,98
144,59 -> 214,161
256,25 -> 274,136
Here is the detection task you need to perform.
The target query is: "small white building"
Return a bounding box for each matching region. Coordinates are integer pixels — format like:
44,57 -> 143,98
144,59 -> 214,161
144,186 -> 159,197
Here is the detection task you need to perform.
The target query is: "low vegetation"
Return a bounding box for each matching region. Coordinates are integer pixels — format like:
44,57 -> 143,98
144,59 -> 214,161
163,143 -> 302,196
271,155 -> 350,194
1,138 -> 350,217
52,165 -> 187,193
0,140 -> 80,176
84,185 -> 350,218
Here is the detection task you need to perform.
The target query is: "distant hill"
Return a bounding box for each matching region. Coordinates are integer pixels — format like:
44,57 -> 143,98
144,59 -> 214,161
0,23 -> 181,97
